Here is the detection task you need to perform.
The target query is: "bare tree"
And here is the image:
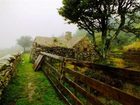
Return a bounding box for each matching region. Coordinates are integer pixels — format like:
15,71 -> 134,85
17,36 -> 32,52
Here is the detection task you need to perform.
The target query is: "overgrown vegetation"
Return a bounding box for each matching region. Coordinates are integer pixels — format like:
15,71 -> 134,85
1,53 -> 65,105
123,39 -> 140,52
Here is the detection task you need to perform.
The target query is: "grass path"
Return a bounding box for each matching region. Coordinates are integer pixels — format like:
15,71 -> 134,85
1,53 -> 65,105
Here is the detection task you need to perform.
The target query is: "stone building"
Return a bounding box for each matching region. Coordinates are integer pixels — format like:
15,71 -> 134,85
30,33 -> 95,62
67,34 -> 95,61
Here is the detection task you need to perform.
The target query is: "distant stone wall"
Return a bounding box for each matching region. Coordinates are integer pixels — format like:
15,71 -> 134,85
0,54 -> 21,100
45,47 -> 75,58
30,42 -> 75,62
30,42 -> 47,62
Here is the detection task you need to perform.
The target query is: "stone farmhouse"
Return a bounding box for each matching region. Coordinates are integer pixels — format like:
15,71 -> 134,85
30,32 -> 95,62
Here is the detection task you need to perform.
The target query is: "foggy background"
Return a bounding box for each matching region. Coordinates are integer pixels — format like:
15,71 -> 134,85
0,0 -> 77,49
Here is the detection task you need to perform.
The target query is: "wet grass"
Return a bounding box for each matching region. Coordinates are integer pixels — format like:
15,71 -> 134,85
1,53 -> 65,105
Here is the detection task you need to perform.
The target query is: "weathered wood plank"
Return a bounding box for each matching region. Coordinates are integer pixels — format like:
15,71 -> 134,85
43,69 -> 72,105
33,54 -> 44,71
45,62 -> 61,77
59,82 -> 84,105
70,62 -> 140,84
44,68 -> 83,105
65,68 -> 140,105
41,52 -> 64,61
63,77 -> 104,105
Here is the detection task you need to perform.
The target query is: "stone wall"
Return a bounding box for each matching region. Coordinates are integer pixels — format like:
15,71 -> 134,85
0,54 -> 21,100
73,37 -> 95,61
30,42 -> 75,63
45,47 -> 75,58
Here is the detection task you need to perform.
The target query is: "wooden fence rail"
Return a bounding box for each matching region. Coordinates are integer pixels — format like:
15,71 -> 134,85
41,52 -> 140,84
34,52 -> 140,105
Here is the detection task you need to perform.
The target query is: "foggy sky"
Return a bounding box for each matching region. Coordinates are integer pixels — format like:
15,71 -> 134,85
0,0 -> 77,49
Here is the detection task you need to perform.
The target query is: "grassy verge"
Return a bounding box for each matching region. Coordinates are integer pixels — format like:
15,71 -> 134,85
1,53 -> 65,105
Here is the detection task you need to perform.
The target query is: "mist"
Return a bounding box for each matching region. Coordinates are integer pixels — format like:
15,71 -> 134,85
0,0 -> 77,49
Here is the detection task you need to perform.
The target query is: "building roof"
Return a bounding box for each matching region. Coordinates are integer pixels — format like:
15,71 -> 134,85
67,34 -> 87,48
34,34 -> 87,48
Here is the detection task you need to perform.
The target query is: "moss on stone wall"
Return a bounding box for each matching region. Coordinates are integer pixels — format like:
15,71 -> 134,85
0,54 -> 21,100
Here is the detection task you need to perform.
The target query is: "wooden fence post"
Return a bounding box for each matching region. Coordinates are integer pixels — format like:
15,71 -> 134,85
74,64 -> 78,97
60,59 -> 66,83
47,56 -> 51,75
86,85 -> 92,105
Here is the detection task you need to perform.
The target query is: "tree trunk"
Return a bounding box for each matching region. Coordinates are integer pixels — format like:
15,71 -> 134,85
101,29 -> 108,59
23,47 -> 25,52
91,32 -> 103,59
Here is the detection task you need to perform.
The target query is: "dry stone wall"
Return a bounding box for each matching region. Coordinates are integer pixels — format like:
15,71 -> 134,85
0,54 -> 21,100
45,47 -> 75,58
30,42 -> 95,63
30,43 -> 75,63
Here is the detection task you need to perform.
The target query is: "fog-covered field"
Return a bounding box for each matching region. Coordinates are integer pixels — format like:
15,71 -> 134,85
0,46 -> 23,58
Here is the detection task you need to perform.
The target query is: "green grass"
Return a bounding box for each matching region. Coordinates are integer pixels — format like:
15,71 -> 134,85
1,53 -> 65,105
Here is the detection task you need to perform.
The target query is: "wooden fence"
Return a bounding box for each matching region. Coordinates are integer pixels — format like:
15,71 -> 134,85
34,52 -> 140,105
